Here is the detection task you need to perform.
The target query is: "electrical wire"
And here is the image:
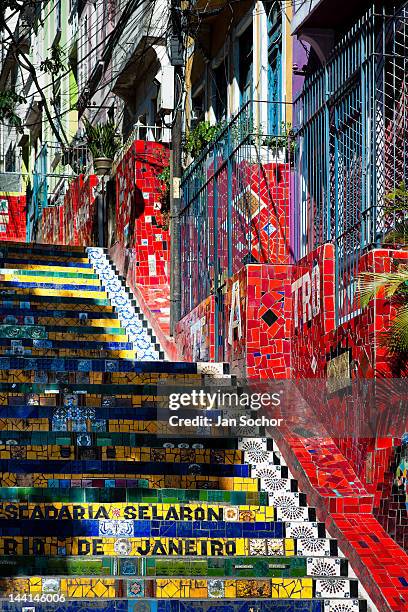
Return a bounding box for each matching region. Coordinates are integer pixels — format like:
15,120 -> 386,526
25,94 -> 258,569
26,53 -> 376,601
0,0 -> 171,131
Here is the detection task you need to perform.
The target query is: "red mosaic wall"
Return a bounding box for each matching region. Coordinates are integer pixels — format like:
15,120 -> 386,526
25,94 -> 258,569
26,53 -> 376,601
76,175 -> 98,246
0,194 -> 26,242
38,175 -> 98,246
114,141 -> 169,287
39,205 -> 64,244
63,175 -> 82,246
176,263 -> 293,378
109,141 -> 174,357
215,161 -> 291,272
174,294 -> 216,363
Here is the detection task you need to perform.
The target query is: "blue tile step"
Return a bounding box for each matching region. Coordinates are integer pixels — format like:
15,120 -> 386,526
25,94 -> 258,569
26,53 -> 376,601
0,359 -> 216,374
0,431 -> 241,450
0,338 -> 135,352
0,309 -> 120,320
0,486 -> 272,505
0,519 -> 326,539
0,281 -> 104,292
0,357 -> 222,373
0,244 -> 88,257
0,257 -> 94,269
0,599 -> 368,612
0,460 -> 255,478
0,294 -> 112,307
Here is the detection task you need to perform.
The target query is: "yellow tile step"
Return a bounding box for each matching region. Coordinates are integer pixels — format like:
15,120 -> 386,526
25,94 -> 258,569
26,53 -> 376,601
1,576 -> 313,600
0,446 -> 243,464
0,287 -> 108,299
0,264 -> 97,275
0,502 -> 275,521
0,536 -> 295,557
0,275 -> 101,287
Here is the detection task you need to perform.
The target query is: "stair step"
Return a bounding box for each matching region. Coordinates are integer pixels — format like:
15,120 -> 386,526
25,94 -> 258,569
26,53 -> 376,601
0,244 -> 369,608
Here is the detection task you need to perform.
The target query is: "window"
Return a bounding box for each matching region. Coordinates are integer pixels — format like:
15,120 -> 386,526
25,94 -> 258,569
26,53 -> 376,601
5,144 -> 16,172
212,60 -> 228,122
265,0 -> 282,133
238,26 -> 253,105
191,88 -> 204,128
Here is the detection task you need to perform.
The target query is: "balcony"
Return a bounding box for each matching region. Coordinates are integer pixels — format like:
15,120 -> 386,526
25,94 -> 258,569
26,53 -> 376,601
111,0 -> 168,101
113,121 -> 171,173
291,0 -> 376,48
180,100 -> 293,316
293,3 -> 408,322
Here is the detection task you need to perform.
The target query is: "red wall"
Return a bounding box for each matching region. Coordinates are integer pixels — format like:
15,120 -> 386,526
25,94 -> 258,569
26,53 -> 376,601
40,205 -> 63,244
176,263 -> 293,378
38,175 -> 98,246
109,140 -> 175,358
0,194 -> 26,242
114,140 -> 170,287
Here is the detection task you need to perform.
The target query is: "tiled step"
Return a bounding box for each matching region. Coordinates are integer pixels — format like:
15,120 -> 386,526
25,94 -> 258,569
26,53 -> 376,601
0,269 -> 100,280
0,554 -> 350,578
0,519 -> 325,539
0,276 -> 102,288
0,472 -> 262,492
0,243 -> 369,609
0,244 -> 88,257
0,535 -> 339,557
0,263 -> 96,273
0,294 -> 112,307
0,432 -> 241,450
0,487 -> 271,506
0,445 -> 246,462
0,338 -> 137,358
0,316 -> 122,329
0,576 -> 362,601
0,460 -> 256,478
0,259 -> 94,270
0,601 -> 368,612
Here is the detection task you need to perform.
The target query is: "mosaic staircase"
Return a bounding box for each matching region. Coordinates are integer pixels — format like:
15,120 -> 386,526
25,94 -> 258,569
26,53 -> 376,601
0,242 -> 370,611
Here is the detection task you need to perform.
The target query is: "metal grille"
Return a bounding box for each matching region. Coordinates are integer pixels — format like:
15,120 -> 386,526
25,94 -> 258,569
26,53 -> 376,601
180,100 -> 292,320
294,3 -> 408,323
29,142 -> 90,242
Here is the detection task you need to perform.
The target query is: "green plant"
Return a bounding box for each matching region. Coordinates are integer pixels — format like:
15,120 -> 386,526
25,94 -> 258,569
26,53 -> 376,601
184,121 -> 220,158
40,44 -> 65,74
383,181 -> 408,213
359,265 -> 408,352
262,121 -> 296,154
0,90 -> 25,129
382,219 -> 408,248
157,165 -> 170,191
83,118 -> 120,159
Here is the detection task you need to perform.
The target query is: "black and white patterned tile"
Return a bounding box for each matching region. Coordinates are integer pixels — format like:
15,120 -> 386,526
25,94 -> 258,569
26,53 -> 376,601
86,248 -> 163,360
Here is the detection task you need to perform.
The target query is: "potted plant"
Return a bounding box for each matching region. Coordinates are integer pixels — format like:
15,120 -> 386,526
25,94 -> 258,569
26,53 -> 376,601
83,118 -> 120,175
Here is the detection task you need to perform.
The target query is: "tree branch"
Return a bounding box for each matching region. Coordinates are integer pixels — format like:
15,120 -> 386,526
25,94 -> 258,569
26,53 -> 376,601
2,18 -> 69,147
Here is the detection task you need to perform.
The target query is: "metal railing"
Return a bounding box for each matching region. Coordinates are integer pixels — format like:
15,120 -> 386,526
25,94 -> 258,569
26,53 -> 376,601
28,141 -> 90,242
112,122 -> 170,173
180,100 -> 293,324
294,3 -> 408,324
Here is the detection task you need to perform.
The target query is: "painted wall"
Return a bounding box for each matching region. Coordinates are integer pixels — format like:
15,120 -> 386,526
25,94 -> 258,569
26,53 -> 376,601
37,174 -> 98,246
108,140 -> 176,358
0,194 -> 26,242
176,263 -> 293,379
